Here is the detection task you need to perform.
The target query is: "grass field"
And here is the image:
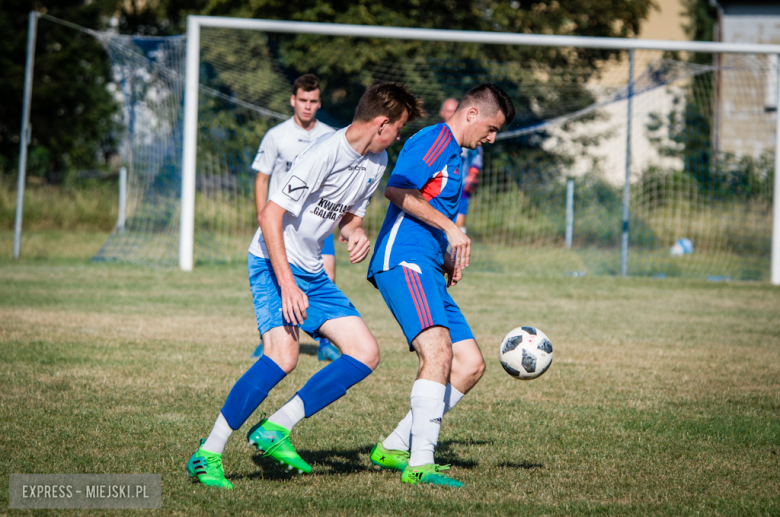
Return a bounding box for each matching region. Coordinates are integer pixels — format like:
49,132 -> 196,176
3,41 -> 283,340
1,248 -> 780,515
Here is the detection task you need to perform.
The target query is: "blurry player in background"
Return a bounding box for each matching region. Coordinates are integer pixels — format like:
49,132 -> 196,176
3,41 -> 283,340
186,83 -> 425,490
439,98 -> 483,236
251,74 -> 341,362
368,84 -> 515,487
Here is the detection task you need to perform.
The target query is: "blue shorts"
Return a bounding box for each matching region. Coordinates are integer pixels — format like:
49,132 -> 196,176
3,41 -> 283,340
248,253 -> 360,340
373,263 -> 474,349
323,233 -> 335,256
458,192 -> 471,216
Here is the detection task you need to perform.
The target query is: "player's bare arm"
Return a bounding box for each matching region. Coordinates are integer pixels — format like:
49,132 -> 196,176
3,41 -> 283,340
338,212 -> 371,264
258,200 -> 308,325
384,186 -> 471,270
254,172 -> 271,225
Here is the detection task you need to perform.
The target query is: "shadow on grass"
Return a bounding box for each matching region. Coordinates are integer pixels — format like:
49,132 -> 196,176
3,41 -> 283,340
238,441 -> 481,480
242,444 -> 374,481
497,461 -> 544,470
435,439 -> 487,469
299,344 -> 318,357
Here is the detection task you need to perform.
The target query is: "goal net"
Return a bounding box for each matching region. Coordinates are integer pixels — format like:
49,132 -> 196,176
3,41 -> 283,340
54,18 -> 774,280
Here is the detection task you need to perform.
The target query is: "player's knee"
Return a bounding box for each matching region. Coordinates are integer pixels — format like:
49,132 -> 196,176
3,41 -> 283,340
273,354 -> 298,374
453,345 -> 484,382
351,340 -> 380,370
473,356 -> 486,381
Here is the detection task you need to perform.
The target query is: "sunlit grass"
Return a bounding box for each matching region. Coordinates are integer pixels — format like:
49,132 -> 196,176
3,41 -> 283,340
1,255 -> 778,515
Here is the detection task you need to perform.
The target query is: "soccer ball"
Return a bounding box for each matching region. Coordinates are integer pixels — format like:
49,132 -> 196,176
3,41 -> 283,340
498,326 -> 553,380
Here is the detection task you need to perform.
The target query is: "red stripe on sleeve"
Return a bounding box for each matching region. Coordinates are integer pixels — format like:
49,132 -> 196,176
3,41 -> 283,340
426,133 -> 451,166
422,127 -> 446,164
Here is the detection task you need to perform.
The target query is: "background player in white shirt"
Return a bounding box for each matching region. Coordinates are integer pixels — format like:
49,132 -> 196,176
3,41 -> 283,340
186,83 -> 425,490
251,74 -> 340,361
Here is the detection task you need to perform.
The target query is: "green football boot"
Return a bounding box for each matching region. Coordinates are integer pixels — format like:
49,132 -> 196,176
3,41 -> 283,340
401,463 -> 464,488
246,418 -> 312,474
370,441 -> 410,472
186,439 -> 234,489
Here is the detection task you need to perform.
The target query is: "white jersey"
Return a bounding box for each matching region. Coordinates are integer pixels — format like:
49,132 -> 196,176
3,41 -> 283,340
248,127 -> 387,273
251,117 -> 335,197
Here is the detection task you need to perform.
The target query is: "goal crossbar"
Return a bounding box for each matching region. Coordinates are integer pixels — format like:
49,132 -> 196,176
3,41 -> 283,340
180,15 -> 780,285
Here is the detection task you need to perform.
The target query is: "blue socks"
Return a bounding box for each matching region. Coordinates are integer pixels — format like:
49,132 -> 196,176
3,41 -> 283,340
221,355 -> 286,430
297,355 -> 373,417
220,354 -> 372,429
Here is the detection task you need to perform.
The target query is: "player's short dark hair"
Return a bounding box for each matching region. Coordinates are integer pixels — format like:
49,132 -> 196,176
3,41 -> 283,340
353,82 -> 426,124
459,83 -> 516,125
292,74 -> 320,96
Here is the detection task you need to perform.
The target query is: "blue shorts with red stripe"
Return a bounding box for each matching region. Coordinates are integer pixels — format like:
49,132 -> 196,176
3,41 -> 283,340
373,263 -> 474,349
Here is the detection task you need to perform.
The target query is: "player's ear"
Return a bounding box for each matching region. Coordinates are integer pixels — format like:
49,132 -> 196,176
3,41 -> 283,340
467,107 -> 479,123
290,94 -> 296,108
376,116 -> 391,133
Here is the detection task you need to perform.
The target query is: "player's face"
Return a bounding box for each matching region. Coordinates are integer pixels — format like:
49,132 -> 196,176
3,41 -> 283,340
370,110 -> 409,153
291,89 -> 321,124
464,109 -> 506,149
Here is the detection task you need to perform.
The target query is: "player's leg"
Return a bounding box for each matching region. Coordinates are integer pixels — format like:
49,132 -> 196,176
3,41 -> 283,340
318,234 -> 342,361
188,326 -> 298,487
187,255 -> 299,488
260,316 -> 378,433
370,264 -> 463,486
379,337 -> 483,464
400,327 -> 463,486
378,271 -> 481,455
248,272 -> 376,473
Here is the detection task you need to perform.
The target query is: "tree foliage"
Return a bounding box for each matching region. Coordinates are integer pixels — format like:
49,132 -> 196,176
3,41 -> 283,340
0,0 -> 120,181
2,0 -> 658,181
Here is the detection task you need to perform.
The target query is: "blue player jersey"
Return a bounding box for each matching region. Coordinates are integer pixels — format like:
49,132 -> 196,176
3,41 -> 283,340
368,123 -> 463,282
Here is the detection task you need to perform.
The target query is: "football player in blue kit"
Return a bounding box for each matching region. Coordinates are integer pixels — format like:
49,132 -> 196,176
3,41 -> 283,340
186,83 -> 424,489
367,84 -> 515,487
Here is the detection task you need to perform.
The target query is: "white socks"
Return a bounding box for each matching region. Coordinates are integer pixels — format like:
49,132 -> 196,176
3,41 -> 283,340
408,379 -> 447,467
201,395 -> 306,455
267,395 -> 306,431
202,413 -> 233,455
383,383 -> 464,453
200,396 -> 307,455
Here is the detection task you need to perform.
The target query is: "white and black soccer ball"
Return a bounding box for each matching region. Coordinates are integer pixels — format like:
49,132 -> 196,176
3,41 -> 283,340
498,326 -> 553,380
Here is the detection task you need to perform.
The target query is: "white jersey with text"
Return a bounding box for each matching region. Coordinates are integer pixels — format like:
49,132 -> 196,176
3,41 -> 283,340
248,127 -> 387,273
251,117 -> 335,196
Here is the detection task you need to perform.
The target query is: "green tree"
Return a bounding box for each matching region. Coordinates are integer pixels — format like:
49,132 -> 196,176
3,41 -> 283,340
0,0 -> 123,181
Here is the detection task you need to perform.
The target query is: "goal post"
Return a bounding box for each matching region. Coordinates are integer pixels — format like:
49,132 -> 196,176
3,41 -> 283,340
180,15 -> 780,283
17,14 -> 778,280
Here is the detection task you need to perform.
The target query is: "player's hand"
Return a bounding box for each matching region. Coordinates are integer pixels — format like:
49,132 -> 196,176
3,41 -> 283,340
443,252 -> 462,287
445,225 -> 471,270
281,280 -> 308,325
347,228 -> 371,264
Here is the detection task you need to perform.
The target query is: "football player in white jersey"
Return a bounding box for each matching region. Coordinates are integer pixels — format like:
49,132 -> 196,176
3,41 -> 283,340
186,83 -> 425,489
251,74 -> 340,361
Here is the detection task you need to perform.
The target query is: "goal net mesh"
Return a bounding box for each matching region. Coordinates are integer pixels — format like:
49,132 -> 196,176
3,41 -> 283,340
82,23 -> 774,280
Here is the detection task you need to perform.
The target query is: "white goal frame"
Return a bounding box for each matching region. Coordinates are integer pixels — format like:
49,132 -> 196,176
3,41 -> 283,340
177,16 -> 780,283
